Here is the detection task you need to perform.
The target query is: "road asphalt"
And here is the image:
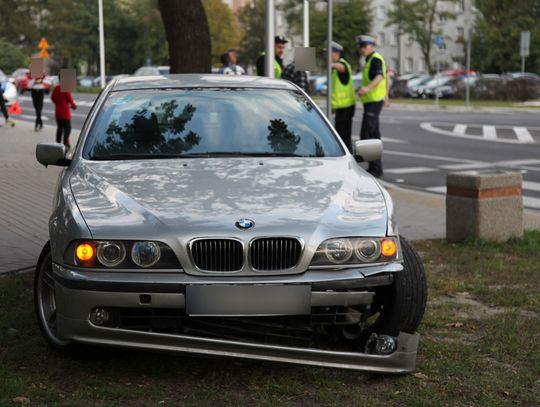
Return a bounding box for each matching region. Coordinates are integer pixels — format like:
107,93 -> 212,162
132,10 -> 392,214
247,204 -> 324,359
1,116 -> 539,275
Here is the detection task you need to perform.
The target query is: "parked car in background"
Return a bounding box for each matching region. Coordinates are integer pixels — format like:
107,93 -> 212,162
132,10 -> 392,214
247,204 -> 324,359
504,72 -> 540,80
34,74 -> 427,373
77,76 -> 96,88
404,75 -> 432,98
10,67 -> 30,93
133,65 -> 170,76
1,78 -> 18,107
413,75 -> 456,98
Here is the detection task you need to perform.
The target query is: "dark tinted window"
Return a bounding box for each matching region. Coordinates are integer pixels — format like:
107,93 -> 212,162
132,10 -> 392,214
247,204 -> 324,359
84,88 -> 343,159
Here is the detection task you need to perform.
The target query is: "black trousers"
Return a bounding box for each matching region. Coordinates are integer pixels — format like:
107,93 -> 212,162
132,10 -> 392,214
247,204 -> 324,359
56,119 -> 71,145
0,94 -> 8,120
360,101 -> 384,176
31,89 -> 44,129
334,105 -> 355,153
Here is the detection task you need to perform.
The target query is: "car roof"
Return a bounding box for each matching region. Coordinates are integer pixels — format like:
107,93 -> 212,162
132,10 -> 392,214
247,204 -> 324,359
111,74 -> 297,92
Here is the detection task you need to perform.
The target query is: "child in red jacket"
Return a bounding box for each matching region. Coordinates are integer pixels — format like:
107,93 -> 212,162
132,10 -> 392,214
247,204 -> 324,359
51,81 -> 77,149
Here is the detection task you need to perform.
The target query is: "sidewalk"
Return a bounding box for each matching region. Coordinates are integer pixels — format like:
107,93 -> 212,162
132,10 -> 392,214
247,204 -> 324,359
1,119 -> 539,275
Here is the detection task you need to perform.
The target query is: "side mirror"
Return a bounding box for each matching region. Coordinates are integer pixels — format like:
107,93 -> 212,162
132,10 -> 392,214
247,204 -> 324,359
354,139 -> 383,162
36,143 -> 70,167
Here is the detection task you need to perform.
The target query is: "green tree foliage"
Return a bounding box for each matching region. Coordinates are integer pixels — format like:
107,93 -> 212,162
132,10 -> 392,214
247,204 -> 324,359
280,0 -> 372,71
203,0 -> 242,66
388,0 -> 457,73
238,0 -> 266,67
472,0 -> 540,74
0,40 -> 27,73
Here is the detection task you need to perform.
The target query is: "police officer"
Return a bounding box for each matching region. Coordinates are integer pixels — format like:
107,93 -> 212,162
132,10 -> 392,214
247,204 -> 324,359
357,35 -> 387,178
330,41 -> 356,152
256,36 -> 287,78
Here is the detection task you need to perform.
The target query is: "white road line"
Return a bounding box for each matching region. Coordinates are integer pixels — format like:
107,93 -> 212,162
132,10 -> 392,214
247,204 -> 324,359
385,149 -> 479,164
523,181 -> 540,192
386,167 -> 438,174
523,196 -> 540,210
17,114 -> 50,121
19,95 -> 94,107
440,163 -> 495,170
453,124 -> 467,134
482,125 -> 497,140
425,186 -> 447,194
381,136 -> 408,144
420,122 -> 536,144
514,127 -> 535,143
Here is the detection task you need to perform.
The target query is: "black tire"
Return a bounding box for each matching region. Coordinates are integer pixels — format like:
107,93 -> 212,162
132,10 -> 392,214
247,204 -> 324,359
355,236 -> 427,341
34,242 -> 74,351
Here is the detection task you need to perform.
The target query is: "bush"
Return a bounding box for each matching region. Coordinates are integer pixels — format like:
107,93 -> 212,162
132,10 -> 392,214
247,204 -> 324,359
0,40 -> 26,74
454,77 -> 540,101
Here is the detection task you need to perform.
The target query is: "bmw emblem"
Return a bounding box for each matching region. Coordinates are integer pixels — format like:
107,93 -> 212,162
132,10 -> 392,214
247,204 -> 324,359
235,218 -> 255,230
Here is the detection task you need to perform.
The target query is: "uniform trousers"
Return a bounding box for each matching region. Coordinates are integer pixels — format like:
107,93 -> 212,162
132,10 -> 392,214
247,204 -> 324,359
360,100 -> 384,176
334,105 -> 355,153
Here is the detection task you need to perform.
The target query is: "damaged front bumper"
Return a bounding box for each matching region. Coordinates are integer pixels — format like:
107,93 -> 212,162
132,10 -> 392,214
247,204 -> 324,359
52,263 -> 420,373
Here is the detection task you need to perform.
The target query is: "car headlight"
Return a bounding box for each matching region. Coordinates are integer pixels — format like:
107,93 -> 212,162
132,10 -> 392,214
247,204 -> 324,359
311,237 -> 398,267
131,241 -> 160,268
66,240 -> 181,269
96,241 -> 126,267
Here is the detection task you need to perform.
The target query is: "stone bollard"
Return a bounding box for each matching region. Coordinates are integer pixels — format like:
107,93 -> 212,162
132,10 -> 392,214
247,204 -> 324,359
446,171 -> 523,242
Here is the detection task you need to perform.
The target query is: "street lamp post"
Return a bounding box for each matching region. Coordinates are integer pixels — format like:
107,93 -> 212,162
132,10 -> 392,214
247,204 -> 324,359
265,0 -> 275,78
303,0 -> 309,47
326,0 -> 332,119
98,0 -> 106,89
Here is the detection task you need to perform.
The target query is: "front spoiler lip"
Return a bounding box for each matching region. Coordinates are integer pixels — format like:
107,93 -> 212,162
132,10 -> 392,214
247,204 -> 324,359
62,317 -> 419,373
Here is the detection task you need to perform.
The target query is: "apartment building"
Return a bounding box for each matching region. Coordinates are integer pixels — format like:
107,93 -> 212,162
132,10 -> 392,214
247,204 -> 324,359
370,0 -> 474,74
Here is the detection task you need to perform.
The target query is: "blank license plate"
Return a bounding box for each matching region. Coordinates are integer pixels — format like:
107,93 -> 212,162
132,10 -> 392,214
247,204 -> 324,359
186,285 -> 311,316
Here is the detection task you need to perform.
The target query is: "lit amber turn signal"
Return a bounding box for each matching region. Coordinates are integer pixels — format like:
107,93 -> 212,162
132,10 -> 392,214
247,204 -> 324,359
76,243 -> 95,262
381,239 -> 397,258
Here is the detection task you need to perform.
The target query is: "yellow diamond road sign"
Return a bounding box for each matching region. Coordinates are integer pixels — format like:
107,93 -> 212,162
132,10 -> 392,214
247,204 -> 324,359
38,37 -> 49,50
39,48 -> 49,59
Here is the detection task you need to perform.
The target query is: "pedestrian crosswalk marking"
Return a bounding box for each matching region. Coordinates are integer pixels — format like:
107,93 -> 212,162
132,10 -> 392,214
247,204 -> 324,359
523,181 -> 540,192
513,127 -> 535,143
421,122 -> 538,144
386,167 -> 437,174
482,125 -> 497,140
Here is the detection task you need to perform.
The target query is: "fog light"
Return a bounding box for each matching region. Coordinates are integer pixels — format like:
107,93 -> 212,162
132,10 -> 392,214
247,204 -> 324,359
366,333 -> 397,355
90,308 -> 109,325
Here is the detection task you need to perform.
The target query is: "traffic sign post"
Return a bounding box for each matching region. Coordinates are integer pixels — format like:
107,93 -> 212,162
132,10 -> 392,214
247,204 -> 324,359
520,31 -> 530,74
434,35 -> 445,107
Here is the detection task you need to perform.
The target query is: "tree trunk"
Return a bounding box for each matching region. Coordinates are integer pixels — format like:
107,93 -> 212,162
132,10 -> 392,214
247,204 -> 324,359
158,0 -> 211,73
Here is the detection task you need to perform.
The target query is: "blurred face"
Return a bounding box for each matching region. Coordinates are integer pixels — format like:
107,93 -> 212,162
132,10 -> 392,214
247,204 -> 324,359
359,43 -> 375,57
228,51 -> 237,65
332,51 -> 340,63
275,43 -> 285,58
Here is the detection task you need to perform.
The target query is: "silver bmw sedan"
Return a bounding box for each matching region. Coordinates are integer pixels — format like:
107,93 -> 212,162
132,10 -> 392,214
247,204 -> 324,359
35,74 -> 426,373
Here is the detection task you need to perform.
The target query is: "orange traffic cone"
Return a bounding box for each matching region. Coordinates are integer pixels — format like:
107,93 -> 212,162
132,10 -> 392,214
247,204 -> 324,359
8,102 -> 22,115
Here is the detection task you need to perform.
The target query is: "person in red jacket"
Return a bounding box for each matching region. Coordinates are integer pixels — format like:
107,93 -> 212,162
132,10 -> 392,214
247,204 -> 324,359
50,80 -> 77,149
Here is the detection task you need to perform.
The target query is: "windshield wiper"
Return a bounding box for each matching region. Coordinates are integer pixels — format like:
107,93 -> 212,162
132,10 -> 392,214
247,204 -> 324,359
182,152 -> 303,157
90,153 -> 198,160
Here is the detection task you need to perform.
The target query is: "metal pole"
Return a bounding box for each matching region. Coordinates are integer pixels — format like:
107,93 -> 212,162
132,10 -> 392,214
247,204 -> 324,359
435,55 -> 440,107
326,0 -> 332,119
265,0 -> 275,78
521,56 -> 525,74
465,27 -> 471,106
303,0 -> 309,47
98,0 -> 106,88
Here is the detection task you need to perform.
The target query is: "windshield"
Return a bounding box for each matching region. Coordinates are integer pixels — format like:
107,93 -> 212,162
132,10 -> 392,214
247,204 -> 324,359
83,88 -> 344,159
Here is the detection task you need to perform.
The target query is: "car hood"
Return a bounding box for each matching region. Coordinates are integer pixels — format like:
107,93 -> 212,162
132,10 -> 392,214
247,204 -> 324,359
70,157 -> 389,241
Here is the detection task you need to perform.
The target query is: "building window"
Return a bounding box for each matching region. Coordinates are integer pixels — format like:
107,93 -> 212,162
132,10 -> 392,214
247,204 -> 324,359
378,32 -> 386,46
417,59 -> 426,73
392,58 -> 399,71
391,31 -> 398,46
405,57 -> 413,73
407,36 -> 414,46
439,14 -> 447,23
377,6 -> 386,20
457,26 -> 464,39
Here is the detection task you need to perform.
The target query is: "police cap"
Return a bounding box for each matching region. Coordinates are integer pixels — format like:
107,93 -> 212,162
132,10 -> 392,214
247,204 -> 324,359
356,35 -> 377,47
275,35 -> 288,44
331,41 -> 343,52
